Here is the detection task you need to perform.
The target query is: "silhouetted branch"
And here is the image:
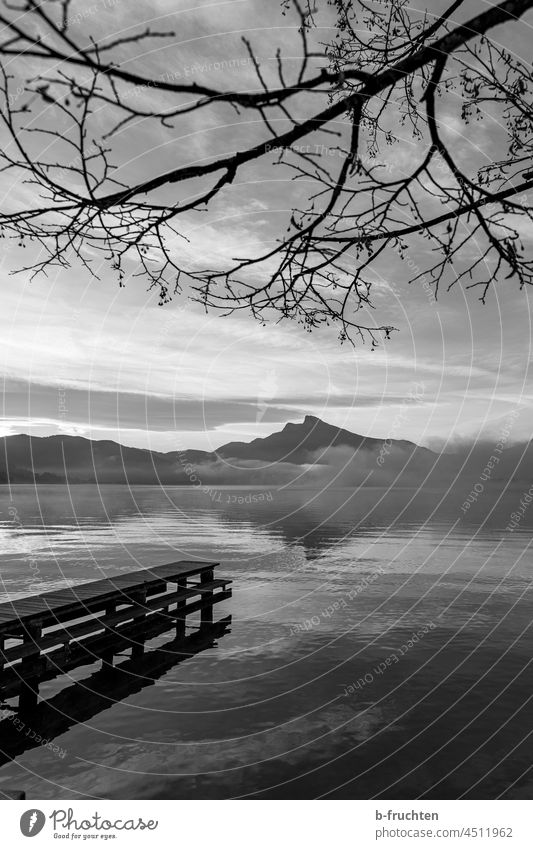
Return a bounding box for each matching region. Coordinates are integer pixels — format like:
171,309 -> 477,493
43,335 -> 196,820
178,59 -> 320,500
0,0 -> 531,343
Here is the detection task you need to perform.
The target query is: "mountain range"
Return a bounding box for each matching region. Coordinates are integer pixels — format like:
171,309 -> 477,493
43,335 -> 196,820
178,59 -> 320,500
0,415 -> 435,484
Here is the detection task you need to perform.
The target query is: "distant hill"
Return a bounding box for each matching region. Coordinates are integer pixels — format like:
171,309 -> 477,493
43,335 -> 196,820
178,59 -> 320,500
0,417 -> 436,484
0,434 -> 209,485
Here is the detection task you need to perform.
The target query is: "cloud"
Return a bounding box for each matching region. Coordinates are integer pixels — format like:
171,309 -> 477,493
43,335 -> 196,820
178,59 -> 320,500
0,377 -> 300,431
173,442 -> 431,488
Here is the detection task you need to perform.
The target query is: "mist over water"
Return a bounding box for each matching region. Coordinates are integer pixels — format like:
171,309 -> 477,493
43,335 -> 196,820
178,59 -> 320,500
0,483 -> 531,799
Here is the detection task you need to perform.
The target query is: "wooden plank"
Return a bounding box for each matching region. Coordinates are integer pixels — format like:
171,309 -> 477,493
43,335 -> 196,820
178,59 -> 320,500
0,560 -> 218,607
0,591 -> 232,699
0,580 -> 231,666
0,560 -> 219,634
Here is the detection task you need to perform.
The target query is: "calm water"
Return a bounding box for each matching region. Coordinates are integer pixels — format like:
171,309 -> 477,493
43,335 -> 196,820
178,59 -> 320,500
0,483 -> 531,799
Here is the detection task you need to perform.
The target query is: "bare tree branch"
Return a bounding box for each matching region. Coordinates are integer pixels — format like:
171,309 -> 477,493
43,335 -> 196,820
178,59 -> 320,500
0,0 -> 531,343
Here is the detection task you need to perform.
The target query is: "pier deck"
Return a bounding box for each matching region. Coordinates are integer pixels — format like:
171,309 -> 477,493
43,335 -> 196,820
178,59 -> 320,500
0,560 -> 232,708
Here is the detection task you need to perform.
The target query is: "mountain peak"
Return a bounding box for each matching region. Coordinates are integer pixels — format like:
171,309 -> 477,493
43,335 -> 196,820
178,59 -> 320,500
216,414 -> 384,464
281,414 -> 324,434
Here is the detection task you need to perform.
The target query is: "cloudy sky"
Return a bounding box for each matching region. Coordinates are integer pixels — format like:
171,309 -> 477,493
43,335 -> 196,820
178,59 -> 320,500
1,0 -> 532,453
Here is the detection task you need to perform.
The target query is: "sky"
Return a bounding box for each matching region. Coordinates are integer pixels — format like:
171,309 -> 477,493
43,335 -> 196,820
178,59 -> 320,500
0,0 -> 532,453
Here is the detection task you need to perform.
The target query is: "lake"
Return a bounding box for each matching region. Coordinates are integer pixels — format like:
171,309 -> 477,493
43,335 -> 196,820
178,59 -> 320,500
0,483 -> 531,799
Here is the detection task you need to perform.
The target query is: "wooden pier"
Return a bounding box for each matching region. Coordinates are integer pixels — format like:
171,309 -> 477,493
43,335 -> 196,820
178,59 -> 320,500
0,560 -> 231,710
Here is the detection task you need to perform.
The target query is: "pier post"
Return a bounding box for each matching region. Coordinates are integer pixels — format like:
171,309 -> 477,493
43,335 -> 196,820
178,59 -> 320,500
176,578 -> 187,639
132,586 -> 147,658
19,623 -> 42,712
101,603 -> 116,668
160,580 -> 169,615
200,568 -> 214,627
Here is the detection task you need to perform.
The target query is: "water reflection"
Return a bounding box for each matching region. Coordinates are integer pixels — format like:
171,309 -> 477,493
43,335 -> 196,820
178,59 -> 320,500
1,484 -> 528,600
0,617 -> 231,770
0,485 -> 531,799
